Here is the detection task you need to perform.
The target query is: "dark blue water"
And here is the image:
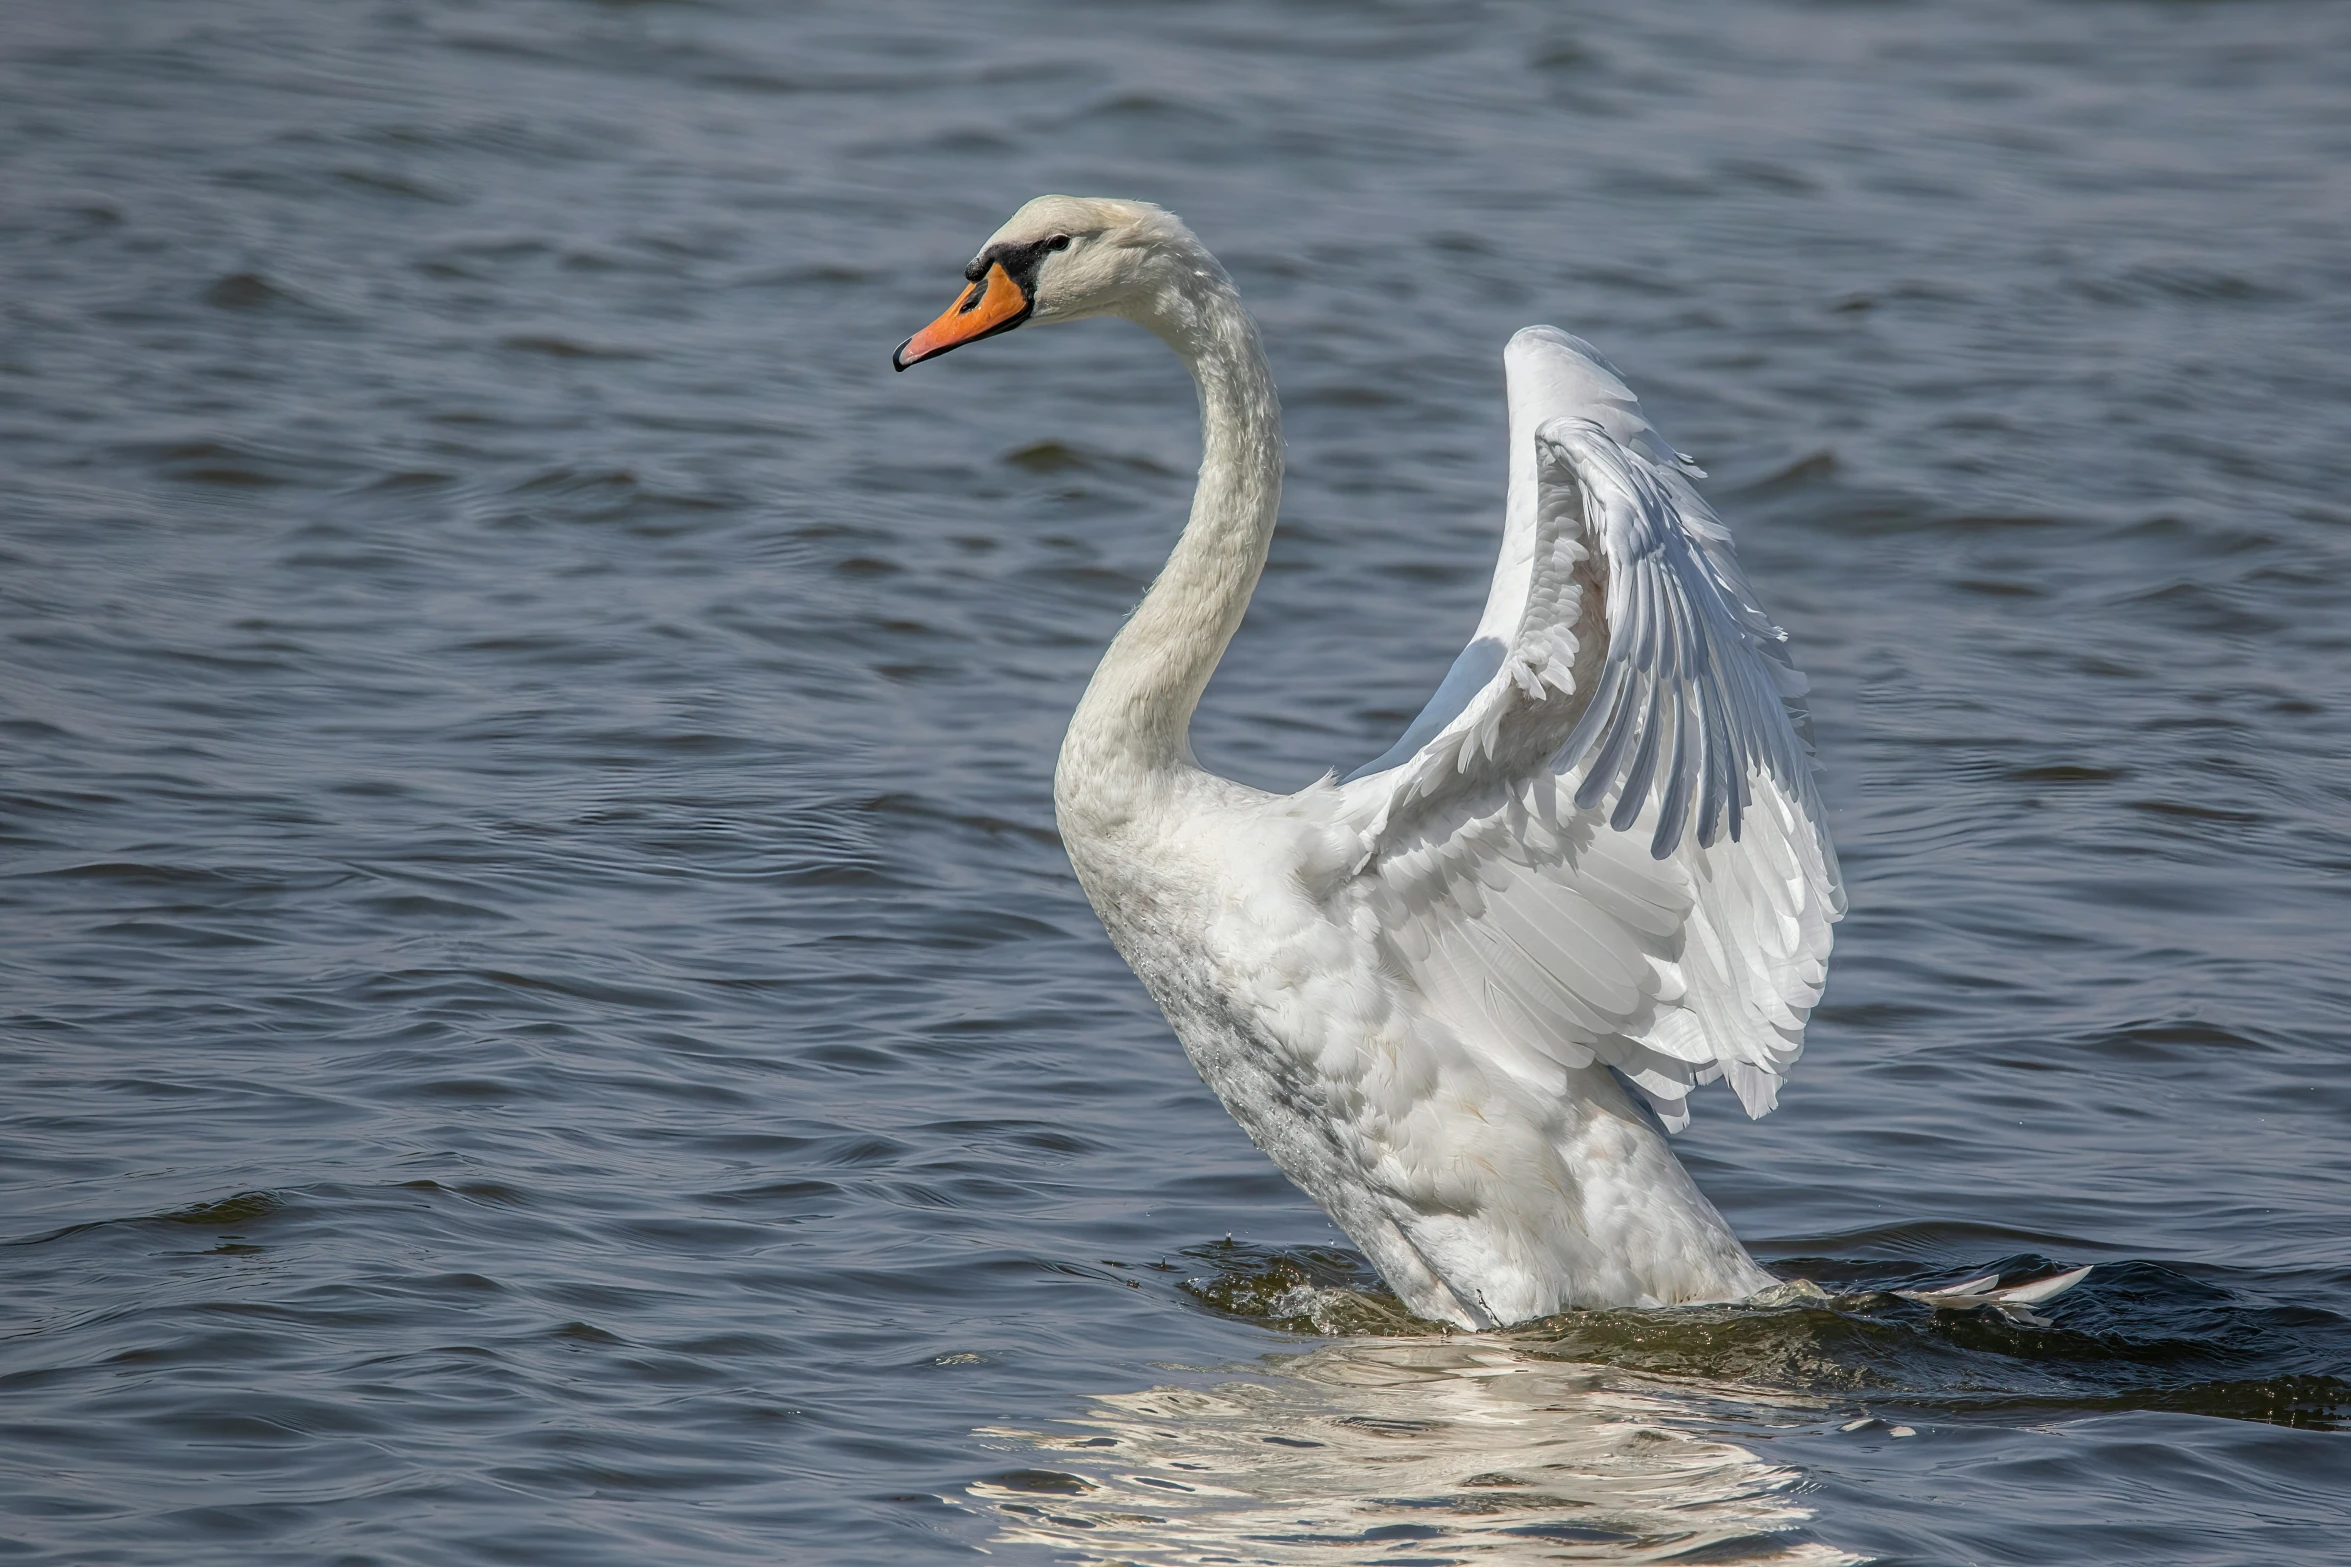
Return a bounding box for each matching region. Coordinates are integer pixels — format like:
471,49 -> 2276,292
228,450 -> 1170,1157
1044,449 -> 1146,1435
3,2 -> 2347,1562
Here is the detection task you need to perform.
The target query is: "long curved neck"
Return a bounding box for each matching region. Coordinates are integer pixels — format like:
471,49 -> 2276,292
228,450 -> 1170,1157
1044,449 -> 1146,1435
1056,263 -> 1282,829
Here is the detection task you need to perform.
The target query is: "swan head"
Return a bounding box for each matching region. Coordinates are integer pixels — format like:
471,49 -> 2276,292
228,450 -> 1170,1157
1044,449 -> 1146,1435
892,196 -> 1205,370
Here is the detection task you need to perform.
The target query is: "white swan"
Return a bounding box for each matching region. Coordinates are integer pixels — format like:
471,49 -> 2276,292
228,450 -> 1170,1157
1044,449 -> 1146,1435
893,196 -> 1844,1328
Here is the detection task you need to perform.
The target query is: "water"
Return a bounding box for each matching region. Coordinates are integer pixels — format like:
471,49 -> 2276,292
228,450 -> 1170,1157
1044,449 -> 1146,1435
3,1 -> 2346,1561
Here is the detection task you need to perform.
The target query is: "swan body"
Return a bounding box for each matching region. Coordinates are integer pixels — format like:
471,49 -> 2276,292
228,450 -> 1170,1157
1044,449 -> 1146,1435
894,197 -> 1844,1329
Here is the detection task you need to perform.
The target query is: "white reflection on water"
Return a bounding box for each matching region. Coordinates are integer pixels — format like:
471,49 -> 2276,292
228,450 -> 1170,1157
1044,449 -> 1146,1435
973,1335 -> 1860,1564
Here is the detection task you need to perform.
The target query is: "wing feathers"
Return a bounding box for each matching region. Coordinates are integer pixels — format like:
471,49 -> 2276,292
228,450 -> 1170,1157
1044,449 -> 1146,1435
1332,327 -> 1842,1129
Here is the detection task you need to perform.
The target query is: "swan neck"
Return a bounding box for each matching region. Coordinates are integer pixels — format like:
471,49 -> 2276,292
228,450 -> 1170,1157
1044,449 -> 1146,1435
1059,267 -> 1281,811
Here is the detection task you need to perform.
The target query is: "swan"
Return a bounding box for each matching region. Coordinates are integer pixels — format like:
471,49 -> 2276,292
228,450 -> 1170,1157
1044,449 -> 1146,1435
889,195 -> 1841,1329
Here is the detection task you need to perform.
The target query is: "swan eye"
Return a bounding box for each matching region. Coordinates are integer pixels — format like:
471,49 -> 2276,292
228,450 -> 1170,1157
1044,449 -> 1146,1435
1047,234 -> 1071,251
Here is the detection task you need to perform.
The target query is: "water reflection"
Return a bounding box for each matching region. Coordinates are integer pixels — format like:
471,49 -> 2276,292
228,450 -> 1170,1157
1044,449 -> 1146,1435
975,1335 -> 1859,1564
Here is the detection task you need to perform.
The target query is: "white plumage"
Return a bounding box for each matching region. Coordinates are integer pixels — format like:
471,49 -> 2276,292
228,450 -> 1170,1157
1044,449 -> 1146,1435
895,197 -> 1845,1328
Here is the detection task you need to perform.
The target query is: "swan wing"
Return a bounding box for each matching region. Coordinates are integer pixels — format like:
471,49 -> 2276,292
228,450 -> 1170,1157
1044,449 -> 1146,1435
1331,327 -> 1843,1128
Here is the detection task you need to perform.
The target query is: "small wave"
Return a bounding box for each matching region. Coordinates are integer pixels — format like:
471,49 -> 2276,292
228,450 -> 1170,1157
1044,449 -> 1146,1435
6,1189 -> 287,1250
1177,1242 -> 2350,1431
499,333 -> 652,362
200,270 -> 332,315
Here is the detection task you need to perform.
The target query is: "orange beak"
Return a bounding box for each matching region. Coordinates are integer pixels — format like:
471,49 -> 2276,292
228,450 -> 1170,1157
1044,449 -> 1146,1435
892,262 -> 1032,371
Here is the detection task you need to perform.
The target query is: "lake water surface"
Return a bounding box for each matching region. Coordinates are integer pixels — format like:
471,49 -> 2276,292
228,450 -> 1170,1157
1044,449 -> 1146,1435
4,2 -> 2348,1562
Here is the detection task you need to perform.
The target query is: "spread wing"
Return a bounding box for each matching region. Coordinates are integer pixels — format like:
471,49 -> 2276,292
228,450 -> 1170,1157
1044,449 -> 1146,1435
1331,327 -> 1843,1128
